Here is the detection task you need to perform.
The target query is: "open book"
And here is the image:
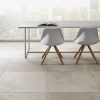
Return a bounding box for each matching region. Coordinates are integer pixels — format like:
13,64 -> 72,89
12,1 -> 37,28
38,23 -> 57,26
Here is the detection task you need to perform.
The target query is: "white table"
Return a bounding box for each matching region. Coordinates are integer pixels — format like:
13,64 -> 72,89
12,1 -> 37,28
19,21 -> 100,58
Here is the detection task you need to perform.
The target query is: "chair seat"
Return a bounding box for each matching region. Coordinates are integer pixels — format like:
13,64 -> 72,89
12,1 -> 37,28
75,28 -> 99,46
41,28 -> 64,46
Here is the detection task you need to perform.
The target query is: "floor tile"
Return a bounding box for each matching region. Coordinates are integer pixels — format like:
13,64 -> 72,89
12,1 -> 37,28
47,65 -> 88,72
0,42 -> 100,100
46,72 -> 98,92
0,72 -> 2,77
0,59 -> 9,72
0,72 -> 46,92
0,93 -> 46,100
47,64 -> 100,72
0,66 -> 7,72
90,72 -> 100,90
47,92 -> 100,100
6,60 -> 47,72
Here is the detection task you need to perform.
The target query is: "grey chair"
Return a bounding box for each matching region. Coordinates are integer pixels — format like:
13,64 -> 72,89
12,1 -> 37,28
74,28 -> 99,64
41,28 -> 64,65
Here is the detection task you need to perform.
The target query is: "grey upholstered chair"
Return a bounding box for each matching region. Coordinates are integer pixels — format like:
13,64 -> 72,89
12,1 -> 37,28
41,28 -> 64,65
74,28 -> 99,64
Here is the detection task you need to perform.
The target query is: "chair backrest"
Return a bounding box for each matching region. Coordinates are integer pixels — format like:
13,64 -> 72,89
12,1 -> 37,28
41,28 -> 64,46
75,28 -> 99,45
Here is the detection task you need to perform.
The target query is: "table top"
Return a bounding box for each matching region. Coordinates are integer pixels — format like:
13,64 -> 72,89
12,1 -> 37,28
19,21 -> 100,28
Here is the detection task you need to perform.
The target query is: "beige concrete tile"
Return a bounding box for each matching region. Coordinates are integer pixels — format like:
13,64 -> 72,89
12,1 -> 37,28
47,72 -> 98,92
90,72 -> 100,90
47,92 -> 100,100
47,64 -> 100,72
0,93 -> 46,100
0,59 -> 9,72
0,72 -> 2,77
10,58 -> 27,62
0,48 -> 23,59
0,66 -> 7,72
47,65 -> 89,72
6,60 -> 47,72
83,65 -> 100,71
0,72 -> 46,92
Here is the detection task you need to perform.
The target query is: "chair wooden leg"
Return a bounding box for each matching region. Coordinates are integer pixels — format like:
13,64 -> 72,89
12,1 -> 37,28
76,45 -> 85,64
74,45 -> 83,58
54,46 -> 62,59
41,46 -> 51,65
42,47 -> 49,59
54,46 -> 63,59
88,46 -> 99,64
54,46 -> 64,65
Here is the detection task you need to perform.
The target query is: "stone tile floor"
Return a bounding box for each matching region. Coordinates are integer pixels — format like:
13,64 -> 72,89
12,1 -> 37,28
0,42 -> 100,100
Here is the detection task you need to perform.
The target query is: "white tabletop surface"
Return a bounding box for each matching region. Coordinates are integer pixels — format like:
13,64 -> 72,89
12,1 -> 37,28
19,21 -> 100,28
